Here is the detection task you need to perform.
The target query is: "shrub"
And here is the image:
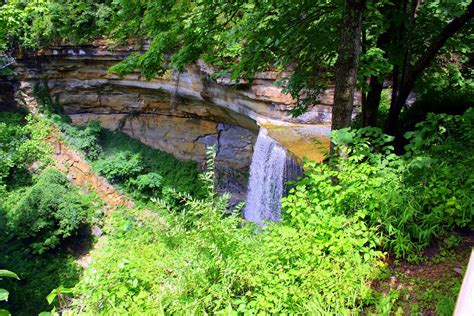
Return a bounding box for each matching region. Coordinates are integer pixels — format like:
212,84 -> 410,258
47,116 -> 205,198
291,109 -> 474,259
94,151 -> 144,184
5,168 -> 90,254
0,112 -> 51,187
98,130 -> 206,197
127,172 -> 163,199
59,120 -> 102,160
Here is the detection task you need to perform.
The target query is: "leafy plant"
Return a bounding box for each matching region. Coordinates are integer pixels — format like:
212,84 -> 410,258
94,151 -> 144,184
291,110 -> 474,259
96,129 -> 205,197
127,172 -> 163,199
0,269 -> 19,316
5,168 -> 91,254
59,120 -> 102,160
0,112 -> 52,188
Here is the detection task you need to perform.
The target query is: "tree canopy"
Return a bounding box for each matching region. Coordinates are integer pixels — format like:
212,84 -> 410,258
1,0 -> 473,131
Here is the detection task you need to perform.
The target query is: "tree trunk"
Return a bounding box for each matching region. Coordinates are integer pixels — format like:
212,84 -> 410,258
331,0 -> 365,132
363,76 -> 383,126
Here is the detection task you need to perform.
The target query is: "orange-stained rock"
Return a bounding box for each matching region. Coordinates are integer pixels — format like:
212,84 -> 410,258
48,135 -> 132,210
74,160 -> 91,174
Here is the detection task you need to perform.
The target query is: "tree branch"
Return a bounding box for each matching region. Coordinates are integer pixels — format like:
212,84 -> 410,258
402,0 -> 474,101
385,0 -> 474,134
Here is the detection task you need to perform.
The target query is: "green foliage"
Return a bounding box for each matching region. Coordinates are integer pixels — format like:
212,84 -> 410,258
0,0 -> 113,51
66,148 -> 381,314
45,114 -> 204,199
294,110 -> 474,259
0,112 -> 52,189
126,172 -> 163,199
97,129 -> 205,198
403,73 -> 474,131
1,0 -> 472,127
0,112 -> 96,315
0,269 -> 19,316
94,151 -> 143,184
5,168 -> 91,254
59,120 -> 102,160
0,231 -> 80,316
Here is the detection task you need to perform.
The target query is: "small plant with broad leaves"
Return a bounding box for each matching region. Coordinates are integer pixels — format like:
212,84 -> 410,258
0,269 -> 19,316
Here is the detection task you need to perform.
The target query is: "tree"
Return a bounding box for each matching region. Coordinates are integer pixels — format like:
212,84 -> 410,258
332,0 -> 365,131
358,0 -> 474,132
1,0 -> 472,135
384,0 -> 474,134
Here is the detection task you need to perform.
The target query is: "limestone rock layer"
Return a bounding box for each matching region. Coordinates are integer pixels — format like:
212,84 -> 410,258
12,41 -> 333,199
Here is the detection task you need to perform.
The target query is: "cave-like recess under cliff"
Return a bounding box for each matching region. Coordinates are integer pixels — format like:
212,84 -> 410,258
7,41 -> 335,200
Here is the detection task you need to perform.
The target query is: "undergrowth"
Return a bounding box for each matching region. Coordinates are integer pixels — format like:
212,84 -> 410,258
1,107 -> 472,314
47,114 -> 206,200
287,109 -> 474,261
0,112 -> 99,315
43,109 -> 472,314
68,152 -> 383,314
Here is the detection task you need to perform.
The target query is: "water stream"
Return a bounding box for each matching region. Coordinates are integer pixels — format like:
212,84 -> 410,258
244,128 -> 303,224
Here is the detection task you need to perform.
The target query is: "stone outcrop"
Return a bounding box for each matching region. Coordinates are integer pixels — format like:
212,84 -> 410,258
50,135 -> 133,211
0,76 -> 19,111
12,40 -> 337,199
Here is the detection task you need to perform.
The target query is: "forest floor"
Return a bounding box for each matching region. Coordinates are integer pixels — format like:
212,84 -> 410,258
373,231 -> 474,315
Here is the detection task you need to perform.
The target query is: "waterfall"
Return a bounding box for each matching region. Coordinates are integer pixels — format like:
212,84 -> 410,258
244,128 -> 303,224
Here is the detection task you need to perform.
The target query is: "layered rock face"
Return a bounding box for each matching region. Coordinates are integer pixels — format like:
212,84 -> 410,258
0,76 -> 19,111
12,41 -> 335,199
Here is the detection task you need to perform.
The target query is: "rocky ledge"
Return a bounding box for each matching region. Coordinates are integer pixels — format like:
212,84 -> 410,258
10,40 -> 337,199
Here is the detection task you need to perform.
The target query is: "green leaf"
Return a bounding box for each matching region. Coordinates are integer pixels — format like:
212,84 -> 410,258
0,289 -> 9,301
47,286 -> 74,305
336,129 -> 354,145
0,309 -> 11,316
46,291 -> 58,305
0,270 -> 19,280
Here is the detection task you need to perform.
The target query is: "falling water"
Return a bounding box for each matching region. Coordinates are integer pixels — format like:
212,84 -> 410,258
244,128 -> 303,224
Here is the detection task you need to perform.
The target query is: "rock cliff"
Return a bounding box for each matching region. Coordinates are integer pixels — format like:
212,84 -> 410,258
11,40 -> 336,198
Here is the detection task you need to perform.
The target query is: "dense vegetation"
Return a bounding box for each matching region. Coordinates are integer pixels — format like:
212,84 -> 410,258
0,112 -> 87,315
0,107 -> 472,314
1,0 -> 473,314
62,110 -> 471,314
0,110 -> 208,315
286,110 -> 474,260
51,114 -> 206,199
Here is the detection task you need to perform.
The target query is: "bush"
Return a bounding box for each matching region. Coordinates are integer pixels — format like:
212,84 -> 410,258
5,168 -> 90,254
292,110 -> 474,259
59,120 -> 102,160
94,151 -> 144,184
127,172 -> 163,199
0,112 -> 51,187
98,130 -> 206,197
46,115 -> 205,198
